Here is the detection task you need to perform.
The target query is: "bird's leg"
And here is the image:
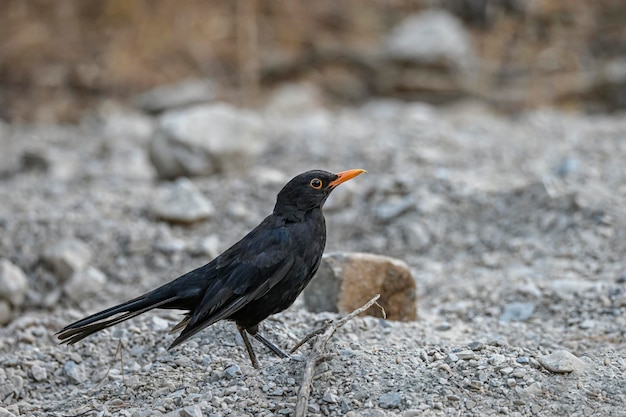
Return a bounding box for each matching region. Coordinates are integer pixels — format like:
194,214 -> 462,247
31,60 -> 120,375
246,325 -> 289,359
237,325 -> 260,369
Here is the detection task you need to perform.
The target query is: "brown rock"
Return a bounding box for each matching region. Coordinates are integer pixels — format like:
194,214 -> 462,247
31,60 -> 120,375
304,252 -> 417,321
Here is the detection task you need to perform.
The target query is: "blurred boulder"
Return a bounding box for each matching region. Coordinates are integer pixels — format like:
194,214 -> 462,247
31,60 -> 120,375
149,103 -> 264,179
304,253 -> 417,321
0,300 -> 10,325
134,79 -> 217,113
0,259 -> 28,307
63,266 -> 107,303
42,238 -> 92,282
382,9 -> 477,101
385,9 -> 476,71
150,178 -> 215,224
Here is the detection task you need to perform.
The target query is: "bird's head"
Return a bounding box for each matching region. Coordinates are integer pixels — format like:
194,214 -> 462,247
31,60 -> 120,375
274,169 -> 366,220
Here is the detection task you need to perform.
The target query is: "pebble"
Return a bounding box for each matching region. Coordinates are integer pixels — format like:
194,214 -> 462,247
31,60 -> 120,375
539,350 -> 587,374
0,407 -> 17,417
500,302 -> 535,322
151,178 -> 215,224
323,390 -> 339,404
30,365 -> 47,382
63,361 -> 86,384
374,196 -> 415,222
467,342 -> 484,351
0,259 -> 28,307
379,392 -> 404,409
224,364 -> 241,378
456,350 -> 476,360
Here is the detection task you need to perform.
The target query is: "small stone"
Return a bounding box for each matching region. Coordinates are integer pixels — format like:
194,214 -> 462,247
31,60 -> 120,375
31,365 -> 47,382
305,252 -> 417,321
323,390 -> 339,404
467,342 -> 484,351
516,357 -> 530,365
435,322 -> 451,331
179,404 -> 203,417
224,364 -> 241,378
446,353 -> 459,363
151,178 -> 215,224
512,368 -> 527,378
539,350 -> 587,374
499,367 -> 514,375
500,302 -> 535,322
0,406 -> 17,417
456,350 -> 476,360
374,196 -> 415,223
379,391 -> 404,409
42,238 -> 92,281
579,319 -> 595,329
63,360 -> 86,384
0,259 -> 28,306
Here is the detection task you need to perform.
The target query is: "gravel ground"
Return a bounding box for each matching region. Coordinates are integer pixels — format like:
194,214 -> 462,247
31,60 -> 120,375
0,97 -> 625,416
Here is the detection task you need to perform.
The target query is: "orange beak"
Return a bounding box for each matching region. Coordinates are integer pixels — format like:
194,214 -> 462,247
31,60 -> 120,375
328,169 -> 367,188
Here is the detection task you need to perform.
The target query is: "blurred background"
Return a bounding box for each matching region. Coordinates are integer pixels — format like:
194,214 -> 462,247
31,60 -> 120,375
1,0 -> 625,123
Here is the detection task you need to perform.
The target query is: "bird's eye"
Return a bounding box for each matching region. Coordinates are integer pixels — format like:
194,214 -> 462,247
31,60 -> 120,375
309,178 -> 323,189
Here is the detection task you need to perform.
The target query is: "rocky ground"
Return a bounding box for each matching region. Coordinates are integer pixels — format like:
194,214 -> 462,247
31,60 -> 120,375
0,86 -> 625,416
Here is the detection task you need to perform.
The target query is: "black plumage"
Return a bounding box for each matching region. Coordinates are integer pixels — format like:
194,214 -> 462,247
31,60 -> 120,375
57,168 -> 366,368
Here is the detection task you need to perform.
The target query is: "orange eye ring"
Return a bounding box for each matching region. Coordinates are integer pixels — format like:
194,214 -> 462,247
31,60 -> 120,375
310,178 -> 323,189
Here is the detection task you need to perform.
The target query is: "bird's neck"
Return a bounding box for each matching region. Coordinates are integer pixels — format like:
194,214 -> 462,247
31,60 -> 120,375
274,206 -> 323,224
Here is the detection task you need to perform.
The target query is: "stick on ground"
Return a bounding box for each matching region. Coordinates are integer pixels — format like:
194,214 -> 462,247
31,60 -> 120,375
294,294 -> 383,417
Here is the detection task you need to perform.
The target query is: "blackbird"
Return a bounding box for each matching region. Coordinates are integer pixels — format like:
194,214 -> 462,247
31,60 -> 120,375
57,168 -> 366,368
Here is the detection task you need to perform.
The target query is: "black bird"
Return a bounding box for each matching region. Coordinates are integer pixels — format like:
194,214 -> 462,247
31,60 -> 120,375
57,169 -> 366,368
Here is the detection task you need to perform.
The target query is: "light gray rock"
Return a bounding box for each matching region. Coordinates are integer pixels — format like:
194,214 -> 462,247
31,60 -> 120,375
63,266 -> 107,303
379,391 -> 405,409
42,238 -> 92,281
385,10 -> 476,71
149,103 -> 263,179
0,259 -> 28,307
224,364 -> 241,378
151,178 -> 215,224
134,79 -> 217,113
164,404 -> 203,417
539,350 -> 587,374
30,364 -> 47,382
500,302 -> 536,322
374,196 -> 415,223
0,407 -> 17,417
63,360 -> 86,384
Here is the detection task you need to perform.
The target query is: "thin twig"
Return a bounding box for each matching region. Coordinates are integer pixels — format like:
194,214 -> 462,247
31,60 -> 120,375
96,339 -> 124,387
294,294 -> 381,417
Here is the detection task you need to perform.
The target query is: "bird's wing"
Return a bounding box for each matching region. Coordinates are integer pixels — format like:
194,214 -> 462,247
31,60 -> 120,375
168,225 -> 296,348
